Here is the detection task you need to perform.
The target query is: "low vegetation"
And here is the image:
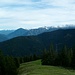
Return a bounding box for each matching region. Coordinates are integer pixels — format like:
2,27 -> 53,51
18,60 -> 75,75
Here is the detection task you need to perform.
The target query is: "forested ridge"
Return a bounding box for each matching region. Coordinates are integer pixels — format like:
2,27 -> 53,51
0,29 -> 75,56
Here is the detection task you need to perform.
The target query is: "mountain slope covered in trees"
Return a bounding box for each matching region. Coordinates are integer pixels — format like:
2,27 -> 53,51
0,29 -> 75,56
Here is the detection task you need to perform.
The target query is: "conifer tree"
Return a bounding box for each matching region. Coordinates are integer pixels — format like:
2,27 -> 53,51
48,44 -> 56,65
0,51 -> 5,75
41,49 -> 48,65
14,57 -> 20,68
58,46 -> 68,67
41,44 -> 56,65
67,48 -> 73,67
71,48 -> 75,68
5,56 -> 17,75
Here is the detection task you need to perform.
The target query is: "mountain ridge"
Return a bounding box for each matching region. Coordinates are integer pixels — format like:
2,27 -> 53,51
0,26 -> 75,42
0,29 -> 75,56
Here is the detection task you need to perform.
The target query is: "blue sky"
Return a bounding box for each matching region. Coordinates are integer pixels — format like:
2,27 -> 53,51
0,0 -> 75,29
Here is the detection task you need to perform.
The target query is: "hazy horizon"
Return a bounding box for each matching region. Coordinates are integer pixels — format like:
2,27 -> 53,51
0,0 -> 75,29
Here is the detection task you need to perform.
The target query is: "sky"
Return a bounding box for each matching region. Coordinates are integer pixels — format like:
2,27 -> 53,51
0,0 -> 75,29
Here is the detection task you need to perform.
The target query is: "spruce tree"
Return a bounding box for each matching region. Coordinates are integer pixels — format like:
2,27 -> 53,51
59,46 -> 68,67
71,48 -> 75,68
67,48 -> 73,67
5,56 -> 17,75
48,44 -> 56,65
41,49 -> 48,65
14,57 -> 20,68
0,50 -> 6,75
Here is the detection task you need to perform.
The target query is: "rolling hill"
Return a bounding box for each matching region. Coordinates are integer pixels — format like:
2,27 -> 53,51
0,29 -> 75,56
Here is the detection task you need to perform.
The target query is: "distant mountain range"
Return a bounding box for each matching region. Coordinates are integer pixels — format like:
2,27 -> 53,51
8,27 -> 57,39
0,29 -> 75,56
0,30 -> 14,35
0,27 -> 58,42
0,25 -> 75,42
7,28 -> 28,39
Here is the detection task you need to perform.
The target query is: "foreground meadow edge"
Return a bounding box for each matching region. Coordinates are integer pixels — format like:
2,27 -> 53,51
18,60 -> 75,75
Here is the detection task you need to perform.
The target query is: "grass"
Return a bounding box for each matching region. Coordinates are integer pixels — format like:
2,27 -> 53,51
18,60 -> 75,75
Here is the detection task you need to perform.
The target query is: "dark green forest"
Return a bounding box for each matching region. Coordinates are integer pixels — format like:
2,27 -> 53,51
0,50 -> 39,75
1,45 -> 75,75
0,29 -> 75,57
41,44 -> 75,69
0,51 -> 18,75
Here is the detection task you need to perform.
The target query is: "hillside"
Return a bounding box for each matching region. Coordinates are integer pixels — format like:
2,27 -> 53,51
0,34 -> 8,42
0,29 -> 75,56
18,60 -> 75,75
38,29 -> 75,48
8,28 -> 28,39
0,36 -> 44,56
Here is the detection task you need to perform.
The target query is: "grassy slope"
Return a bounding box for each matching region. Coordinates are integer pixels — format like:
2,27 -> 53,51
18,60 -> 75,75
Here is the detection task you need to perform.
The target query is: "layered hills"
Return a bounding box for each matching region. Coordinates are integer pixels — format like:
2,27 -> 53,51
0,27 -> 57,42
0,29 -> 75,56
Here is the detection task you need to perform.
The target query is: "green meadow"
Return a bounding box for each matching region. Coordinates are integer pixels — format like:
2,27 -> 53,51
18,60 -> 75,75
